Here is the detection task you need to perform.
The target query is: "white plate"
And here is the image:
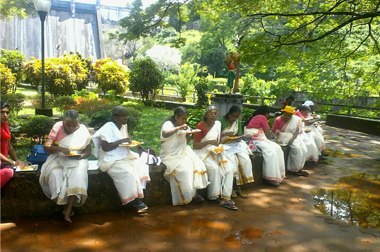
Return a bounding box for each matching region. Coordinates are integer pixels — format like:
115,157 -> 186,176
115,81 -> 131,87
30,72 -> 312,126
16,164 -> 38,172
177,129 -> 201,135
119,141 -> 144,147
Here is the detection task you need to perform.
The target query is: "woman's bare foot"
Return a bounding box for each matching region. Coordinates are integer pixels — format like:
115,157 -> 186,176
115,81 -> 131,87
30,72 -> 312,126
63,210 -> 74,223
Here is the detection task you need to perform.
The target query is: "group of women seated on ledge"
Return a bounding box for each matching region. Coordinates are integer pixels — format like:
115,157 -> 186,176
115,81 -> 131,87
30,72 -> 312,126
1,101 -> 327,221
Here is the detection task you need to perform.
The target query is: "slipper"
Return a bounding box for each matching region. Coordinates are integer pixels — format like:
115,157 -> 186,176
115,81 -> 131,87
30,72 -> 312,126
135,202 -> 148,213
193,194 -> 205,203
296,170 -> 309,177
238,191 -> 248,198
231,190 -> 237,198
219,202 -> 238,210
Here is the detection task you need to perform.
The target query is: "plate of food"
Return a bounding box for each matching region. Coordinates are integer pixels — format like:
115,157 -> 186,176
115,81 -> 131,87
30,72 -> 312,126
16,164 -> 38,172
120,141 -> 144,148
177,129 -> 201,135
65,150 -> 82,157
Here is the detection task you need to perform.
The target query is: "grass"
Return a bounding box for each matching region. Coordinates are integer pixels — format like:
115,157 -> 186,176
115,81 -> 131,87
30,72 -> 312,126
130,107 -> 172,155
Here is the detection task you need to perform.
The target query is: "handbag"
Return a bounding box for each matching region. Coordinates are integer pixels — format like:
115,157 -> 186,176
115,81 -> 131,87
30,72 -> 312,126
27,144 -> 50,165
137,146 -> 158,165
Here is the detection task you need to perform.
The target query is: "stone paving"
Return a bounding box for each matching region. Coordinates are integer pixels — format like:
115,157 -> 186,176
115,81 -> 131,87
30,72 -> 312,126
1,125 -> 380,252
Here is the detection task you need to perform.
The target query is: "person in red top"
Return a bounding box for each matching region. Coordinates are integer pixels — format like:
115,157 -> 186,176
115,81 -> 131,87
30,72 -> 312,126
1,101 -> 29,187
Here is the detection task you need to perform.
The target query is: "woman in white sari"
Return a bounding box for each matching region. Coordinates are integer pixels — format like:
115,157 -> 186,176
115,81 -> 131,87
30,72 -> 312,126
193,106 -> 237,210
161,107 -> 209,206
244,105 -> 286,186
92,106 -> 150,213
271,106 -> 309,177
40,110 -> 92,223
295,105 -> 327,160
220,105 -> 253,197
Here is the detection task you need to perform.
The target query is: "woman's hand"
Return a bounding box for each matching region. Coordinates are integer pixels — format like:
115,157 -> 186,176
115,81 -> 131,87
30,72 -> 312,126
119,138 -> 132,144
208,140 -> 219,146
60,147 -> 71,156
14,160 -> 29,168
177,124 -> 188,131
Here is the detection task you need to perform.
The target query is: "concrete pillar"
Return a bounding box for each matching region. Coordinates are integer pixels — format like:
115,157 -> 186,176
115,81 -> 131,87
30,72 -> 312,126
211,93 -> 245,119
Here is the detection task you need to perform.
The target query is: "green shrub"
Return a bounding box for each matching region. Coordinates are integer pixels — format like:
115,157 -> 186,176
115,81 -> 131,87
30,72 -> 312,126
1,93 -> 25,115
129,57 -> 164,105
0,49 -> 26,93
21,115 -> 55,144
187,108 -> 204,129
0,63 -> 16,94
92,59 -> 128,95
76,97 -> 119,117
53,96 -> 77,113
89,106 -> 141,132
125,106 -> 142,133
89,110 -> 112,129
194,77 -> 210,108
241,107 -> 252,125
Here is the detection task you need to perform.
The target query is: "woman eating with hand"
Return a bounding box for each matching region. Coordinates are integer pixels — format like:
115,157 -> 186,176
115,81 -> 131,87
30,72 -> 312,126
92,106 -> 150,213
1,101 -> 30,188
193,106 -> 237,210
160,106 -> 209,206
220,105 -> 253,197
40,110 -> 92,223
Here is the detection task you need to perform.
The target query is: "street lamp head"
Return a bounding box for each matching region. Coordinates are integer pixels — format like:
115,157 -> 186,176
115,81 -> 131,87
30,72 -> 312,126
33,0 -> 52,13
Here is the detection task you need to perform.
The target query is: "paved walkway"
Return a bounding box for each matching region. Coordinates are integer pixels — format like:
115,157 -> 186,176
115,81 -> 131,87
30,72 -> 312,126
1,125 -> 380,252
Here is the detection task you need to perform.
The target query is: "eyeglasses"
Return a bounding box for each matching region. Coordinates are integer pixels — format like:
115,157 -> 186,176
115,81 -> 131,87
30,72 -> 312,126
1,111 -> 10,115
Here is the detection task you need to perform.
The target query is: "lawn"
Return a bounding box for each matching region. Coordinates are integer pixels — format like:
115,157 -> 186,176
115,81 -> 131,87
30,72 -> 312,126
130,107 -> 172,155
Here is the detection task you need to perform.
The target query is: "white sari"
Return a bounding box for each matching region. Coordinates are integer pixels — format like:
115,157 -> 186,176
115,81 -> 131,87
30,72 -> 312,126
221,120 -> 254,185
274,116 -> 307,172
244,120 -> 285,183
92,122 -> 150,205
39,124 -> 91,206
160,121 -> 209,205
194,121 -> 234,200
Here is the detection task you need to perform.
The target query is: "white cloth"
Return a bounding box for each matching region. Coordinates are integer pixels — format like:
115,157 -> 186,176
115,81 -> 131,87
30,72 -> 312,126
194,121 -> 234,200
221,120 -> 254,185
160,121 -> 209,205
274,116 -> 307,172
39,124 -> 91,206
92,122 -> 150,205
244,127 -> 285,183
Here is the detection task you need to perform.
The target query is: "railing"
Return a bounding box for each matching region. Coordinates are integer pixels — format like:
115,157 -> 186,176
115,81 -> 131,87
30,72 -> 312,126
126,87 -> 380,117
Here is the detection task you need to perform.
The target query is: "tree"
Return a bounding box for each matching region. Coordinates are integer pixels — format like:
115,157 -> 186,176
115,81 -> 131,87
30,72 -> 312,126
117,0 -> 191,47
129,57 -> 164,104
0,49 -> 26,93
0,0 -> 34,19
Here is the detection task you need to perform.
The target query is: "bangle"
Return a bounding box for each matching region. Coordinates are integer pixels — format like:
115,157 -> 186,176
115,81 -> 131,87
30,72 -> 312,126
13,161 -> 16,166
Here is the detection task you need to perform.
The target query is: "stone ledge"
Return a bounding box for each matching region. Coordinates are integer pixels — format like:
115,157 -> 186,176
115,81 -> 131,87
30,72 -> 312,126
1,154 -> 265,221
326,114 -> 380,136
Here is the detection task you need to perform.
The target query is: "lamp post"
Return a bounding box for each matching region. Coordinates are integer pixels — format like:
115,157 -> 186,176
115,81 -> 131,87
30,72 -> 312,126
34,0 -> 51,114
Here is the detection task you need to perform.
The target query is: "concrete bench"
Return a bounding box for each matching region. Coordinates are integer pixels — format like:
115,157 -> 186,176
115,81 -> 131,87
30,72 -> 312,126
1,153 -> 264,221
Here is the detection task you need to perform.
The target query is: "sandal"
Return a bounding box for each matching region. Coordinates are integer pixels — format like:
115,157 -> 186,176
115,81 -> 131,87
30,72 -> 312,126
238,191 -> 248,198
219,202 -> 238,210
296,170 -> 309,177
131,199 -> 148,213
193,194 -> 205,203
231,190 -> 237,198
